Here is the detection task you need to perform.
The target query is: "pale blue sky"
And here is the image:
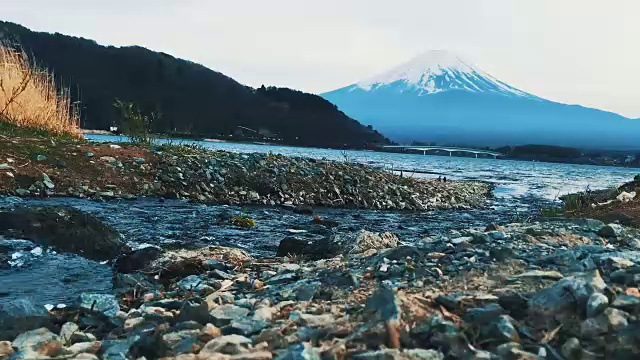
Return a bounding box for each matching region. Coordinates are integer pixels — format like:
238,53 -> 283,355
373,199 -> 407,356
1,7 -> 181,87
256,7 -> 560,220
3,0 -> 639,118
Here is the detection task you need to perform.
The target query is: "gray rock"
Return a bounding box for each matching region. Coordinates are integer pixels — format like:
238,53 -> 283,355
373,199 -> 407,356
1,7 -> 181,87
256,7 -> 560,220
35,155 -> 47,162
495,343 -> 538,359
339,230 -> 399,254
226,319 -> 269,336
581,308 -> 629,338
101,338 -> 138,360
598,224 -> 623,238
611,294 -> 640,312
266,272 -> 299,285
274,342 -> 321,360
253,307 -> 276,322
561,338 -> 581,359
484,315 -> 520,343
77,293 -> 120,317
0,341 -> 13,359
12,327 -> 63,358
0,206 -> 128,261
60,322 -> 80,343
586,292 -> 609,318
200,334 -> 252,355
176,300 -> 210,325
487,231 -> 506,240
528,270 -> 606,317
42,174 -> 55,189
289,312 -> 335,327
277,280 -> 321,301
353,349 -> 444,360
411,316 -> 474,359
464,304 -> 505,324
162,329 -> 200,356
508,270 -> 563,281
209,305 -> 250,327
177,275 -> 213,293
209,269 -> 234,280
14,189 -> 30,196
572,218 -> 606,232
0,299 -> 51,341
366,283 -> 401,322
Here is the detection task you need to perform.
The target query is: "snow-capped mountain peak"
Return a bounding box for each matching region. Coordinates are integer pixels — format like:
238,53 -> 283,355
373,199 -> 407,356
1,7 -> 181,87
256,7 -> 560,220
355,50 -> 532,98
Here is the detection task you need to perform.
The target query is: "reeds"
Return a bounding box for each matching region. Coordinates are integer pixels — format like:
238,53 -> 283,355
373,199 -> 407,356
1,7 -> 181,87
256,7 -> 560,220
0,43 -> 80,137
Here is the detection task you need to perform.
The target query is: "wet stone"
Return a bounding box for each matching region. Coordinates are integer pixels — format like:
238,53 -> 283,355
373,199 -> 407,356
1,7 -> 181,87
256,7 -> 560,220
353,349 -> 445,360
254,329 -> 288,351
490,316 -> 520,343
177,275 -> 213,293
77,293 -> 120,317
586,292 -> 609,318
162,329 -> 200,356
464,303 -> 505,324
487,231 -> 507,240
101,338 -> 138,360
274,342 -> 321,360
205,259 -> 230,271
289,312 -> 335,327
561,338 -> 581,359
266,272 -> 299,285
59,322 -> 80,343
177,300 -> 210,325
581,308 -> 629,338
12,327 -> 63,358
0,299 -> 51,341
200,334 -> 252,355
528,270 -> 606,318
0,341 -> 13,359
611,294 -> 640,312
598,224 -> 623,238
209,305 -> 250,327
224,319 -> 269,336
210,269 -> 234,280
489,247 -> 515,261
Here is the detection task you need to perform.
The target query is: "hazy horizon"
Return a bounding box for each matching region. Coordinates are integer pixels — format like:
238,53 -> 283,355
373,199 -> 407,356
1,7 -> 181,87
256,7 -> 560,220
3,0 -> 639,118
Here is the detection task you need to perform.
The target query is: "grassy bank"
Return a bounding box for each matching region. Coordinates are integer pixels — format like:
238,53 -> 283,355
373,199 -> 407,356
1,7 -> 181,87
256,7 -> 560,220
543,177 -> 640,226
0,44 -> 80,138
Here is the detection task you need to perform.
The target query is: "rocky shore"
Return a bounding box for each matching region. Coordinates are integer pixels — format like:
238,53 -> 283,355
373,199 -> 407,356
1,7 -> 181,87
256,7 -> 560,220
560,175 -> 640,226
0,140 -> 491,210
2,202 -> 640,359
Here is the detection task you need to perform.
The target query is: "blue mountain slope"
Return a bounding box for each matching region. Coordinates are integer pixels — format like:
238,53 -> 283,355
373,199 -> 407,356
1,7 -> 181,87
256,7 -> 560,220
322,51 -> 640,149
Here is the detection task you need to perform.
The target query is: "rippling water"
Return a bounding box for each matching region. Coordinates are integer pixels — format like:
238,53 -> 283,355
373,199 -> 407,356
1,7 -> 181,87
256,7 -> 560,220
1,135 -> 638,306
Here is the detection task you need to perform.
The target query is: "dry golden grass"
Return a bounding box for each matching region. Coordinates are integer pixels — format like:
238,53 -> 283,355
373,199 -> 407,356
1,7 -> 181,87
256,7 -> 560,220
0,43 -> 80,137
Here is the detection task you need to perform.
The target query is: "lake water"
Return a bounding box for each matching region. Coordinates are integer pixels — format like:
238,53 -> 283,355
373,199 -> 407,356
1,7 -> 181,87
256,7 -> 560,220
1,135 -> 637,306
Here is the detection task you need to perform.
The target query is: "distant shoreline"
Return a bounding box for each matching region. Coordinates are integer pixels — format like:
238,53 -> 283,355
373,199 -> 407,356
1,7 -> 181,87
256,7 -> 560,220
81,129 -> 640,169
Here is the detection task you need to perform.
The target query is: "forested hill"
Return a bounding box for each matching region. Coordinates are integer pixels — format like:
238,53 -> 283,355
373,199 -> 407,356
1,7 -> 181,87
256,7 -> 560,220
0,21 -> 389,148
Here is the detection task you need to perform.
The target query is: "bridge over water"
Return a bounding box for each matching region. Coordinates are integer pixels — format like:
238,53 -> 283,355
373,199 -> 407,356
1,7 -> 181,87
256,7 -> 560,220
381,145 -> 505,158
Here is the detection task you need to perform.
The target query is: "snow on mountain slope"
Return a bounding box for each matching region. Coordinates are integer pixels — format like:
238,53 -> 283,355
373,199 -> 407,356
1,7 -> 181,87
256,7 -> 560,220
321,50 -> 640,149
354,50 -> 534,98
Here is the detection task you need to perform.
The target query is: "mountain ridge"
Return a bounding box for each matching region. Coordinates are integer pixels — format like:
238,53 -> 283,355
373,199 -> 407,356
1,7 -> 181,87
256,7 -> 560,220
0,21 -> 389,148
322,50 -> 639,150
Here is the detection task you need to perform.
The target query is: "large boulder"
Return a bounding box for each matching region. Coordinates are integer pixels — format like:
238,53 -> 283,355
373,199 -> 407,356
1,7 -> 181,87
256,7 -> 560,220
0,206 -> 129,261
0,299 -> 52,341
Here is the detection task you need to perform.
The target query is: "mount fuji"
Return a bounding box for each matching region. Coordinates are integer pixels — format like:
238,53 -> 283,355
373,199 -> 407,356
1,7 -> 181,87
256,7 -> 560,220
321,50 -> 640,149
